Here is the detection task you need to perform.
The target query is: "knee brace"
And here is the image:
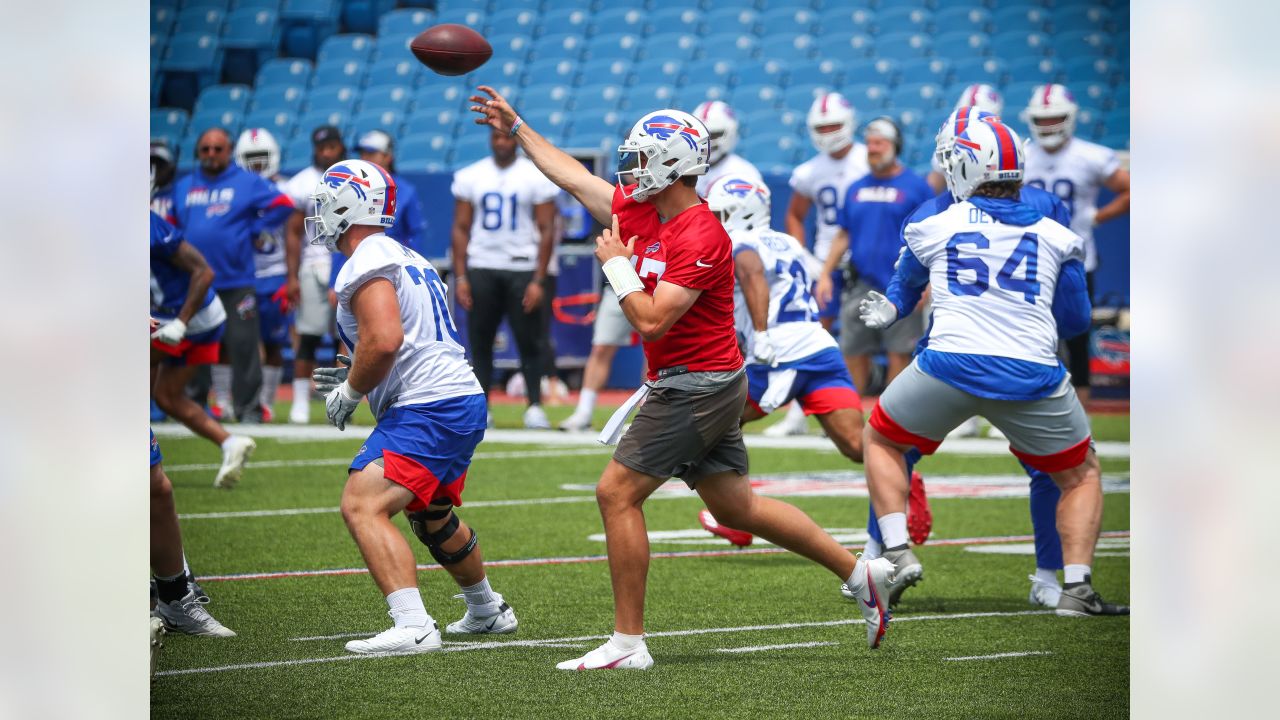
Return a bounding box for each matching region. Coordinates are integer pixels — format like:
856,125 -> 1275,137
297,334 -> 321,362
407,501 -> 478,566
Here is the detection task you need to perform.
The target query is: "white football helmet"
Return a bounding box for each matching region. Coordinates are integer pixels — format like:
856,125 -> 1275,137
305,160 -> 398,251
945,120 -> 1025,201
617,109 -> 710,202
706,176 -> 771,234
1023,83 -> 1078,151
952,84 -> 1004,115
692,100 -> 740,166
234,128 -> 281,178
806,92 -> 856,155
934,106 -> 999,196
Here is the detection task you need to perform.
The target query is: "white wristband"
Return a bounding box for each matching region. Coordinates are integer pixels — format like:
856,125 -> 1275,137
602,256 -> 644,301
338,381 -> 364,402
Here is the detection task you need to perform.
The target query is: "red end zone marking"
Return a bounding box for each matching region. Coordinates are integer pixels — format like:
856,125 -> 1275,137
198,531 -> 1130,583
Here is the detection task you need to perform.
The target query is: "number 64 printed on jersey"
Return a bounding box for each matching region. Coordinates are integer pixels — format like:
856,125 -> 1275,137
946,232 -> 1042,304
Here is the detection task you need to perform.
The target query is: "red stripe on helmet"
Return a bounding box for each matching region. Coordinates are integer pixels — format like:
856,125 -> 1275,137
1041,84 -> 1053,106
968,85 -> 979,105
989,122 -> 1019,171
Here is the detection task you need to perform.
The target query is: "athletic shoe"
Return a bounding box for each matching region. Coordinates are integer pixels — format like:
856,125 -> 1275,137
847,556 -> 893,648
213,435 -> 256,489
260,404 -> 274,423
189,574 -> 209,603
523,404 -> 551,429
150,616 -> 165,679
558,411 -> 593,432
289,402 -> 309,424
763,410 -> 808,436
907,471 -> 932,545
210,404 -> 233,421
1055,577 -> 1130,617
1028,574 -> 1063,608
698,509 -> 753,547
155,590 -> 236,637
946,416 -> 981,439
445,597 -> 518,634
556,640 -> 655,670
882,545 -> 924,607
345,622 -> 442,655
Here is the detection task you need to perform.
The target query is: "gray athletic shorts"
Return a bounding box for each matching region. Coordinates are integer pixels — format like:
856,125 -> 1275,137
839,279 -> 924,355
296,260 -> 333,336
614,370 -> 749,487
871,358 -> 1093,472
592,289 -> 635,346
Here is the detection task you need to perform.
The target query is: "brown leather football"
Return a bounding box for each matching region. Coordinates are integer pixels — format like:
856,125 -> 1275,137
409,24 -> 493,77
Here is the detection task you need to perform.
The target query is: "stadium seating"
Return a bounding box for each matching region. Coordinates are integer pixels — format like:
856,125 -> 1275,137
569,108 -> 626,140
488,33 -> 534,62
782,83 -> 826,113
255,57 -> 312,88
889,82 -> 946,111
377,8 -> 434,40
628,58 -> 683,87
487,7 -> 539,37
311,58 -> 366,86
757,7 -> 818,36
195,84 -> 252,118
676,82 -> 730,109
758,34 -> 817,63
786,59 -> 843,89
728,59 -> 789,89
537,8 -> 589,38
589,8 -> 645,37
898,58 -> 952,86
816,6 -> 876,35
174,7 -> 225,36
1053,5 -> 1114,34
521,82 -> 575,112
159,33 -> 224,109
683,58 -> 735,87
397,132 -> 452,172
233,0 -> 282,11
1063,56 -> 1122,86
360,84 -> 413,114
281,134 -> 313,172
451,132 -> 495,168
364,55 -> 422,88
349,109 -> 404,140
625,83 -> 679,111
317,34 -> 374,65
933,7 -> 992,34
584,33 -> 643,63
992,31 -> 1053,59
875,32 -> 932,62
646,8 -> 705,37
183,0 -> 231,10
1006,56 -> 1062,85
249,83 -> 306,114
877,7 -> 933,35
220,9 -> 280,84
151,107 -> 190,146
844,82 -> 891,111
241,108 -> 296,139
305,84 -> 359,115
991,6 -> 1051,35
730,84 -> 784,111
950,56 -> 1006,87
815,32 -> 875,60
190,107 -> 244,137
702,7 -> 759,37
1004,81 -> 1046,110
523,57 -> 579,87
530,34 -> 584,63
1055,30 -> 1113,58
577,59 -> 632,88
644,33 -> 700,62
933,32 -> 990,60
279,0 -> 340,59
574,83 -> 625,111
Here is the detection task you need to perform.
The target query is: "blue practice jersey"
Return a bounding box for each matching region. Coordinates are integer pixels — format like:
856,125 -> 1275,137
906,185 -> 1072,228
150,212 -> 225,333
838,167 -> 934,292
383,172 -> 424,252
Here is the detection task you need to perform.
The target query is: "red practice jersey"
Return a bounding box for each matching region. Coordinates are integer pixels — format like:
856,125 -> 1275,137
612,184 -> 744,380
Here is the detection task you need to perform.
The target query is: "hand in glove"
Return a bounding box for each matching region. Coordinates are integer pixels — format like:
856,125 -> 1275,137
858,291 -> 898,329
312,355 -> 352,395
323,381 -> 362,431
752,330 -> 778,367
151,318 -> 187,346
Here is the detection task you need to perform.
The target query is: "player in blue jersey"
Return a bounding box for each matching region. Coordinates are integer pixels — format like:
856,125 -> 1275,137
150,212 -> 257,489
857,119 -> 1128,621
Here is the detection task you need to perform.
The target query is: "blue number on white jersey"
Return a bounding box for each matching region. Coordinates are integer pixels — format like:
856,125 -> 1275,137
774,258 -> 818,323
1026,178 -> 1075,217
815,185 -> 840,226
478,192 -> 519,231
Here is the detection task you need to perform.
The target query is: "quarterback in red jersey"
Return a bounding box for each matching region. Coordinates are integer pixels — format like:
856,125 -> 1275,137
471,87 -> 895,669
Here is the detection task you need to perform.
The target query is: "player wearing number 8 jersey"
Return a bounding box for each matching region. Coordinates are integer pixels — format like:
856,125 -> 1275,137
305,159 -> 517,657
858,121 -> 1128,624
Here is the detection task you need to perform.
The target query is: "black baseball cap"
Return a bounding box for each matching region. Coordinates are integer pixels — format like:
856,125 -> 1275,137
312,125 -> 343,146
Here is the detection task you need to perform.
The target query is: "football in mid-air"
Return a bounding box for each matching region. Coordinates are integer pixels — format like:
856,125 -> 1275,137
410,24 -> 492,76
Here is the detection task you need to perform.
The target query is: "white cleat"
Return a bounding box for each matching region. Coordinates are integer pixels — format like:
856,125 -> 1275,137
947,416 -> 981,439
558,411 -> 593,432
155,590 -> 236,637
150,616 -> 166,679
763,410 -> 808,436
846,556 -> 894,649
1028,575 -> 1063,608
213,435 -> 256,489
345,622 -> 442,655
556,640 -> 655,671
523,404 -> 551,429
445,597 -> 518,635
289,402 -> 309,424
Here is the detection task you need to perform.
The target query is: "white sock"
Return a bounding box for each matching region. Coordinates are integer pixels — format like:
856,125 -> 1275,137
610,631 -> 644,651
1036,568 -> 1060,586
877,512 -> 909,549
212,365 -> 233,409
260,365 -> 282,410
785,401 -> 805,421
182,553 -> 191,577
1064,564 -> 1090,585
386,587 -> 430,628
862,537 -> 883,561
461,577 -> 500,611
291,378 -> 310,407
575,388 -> 597,416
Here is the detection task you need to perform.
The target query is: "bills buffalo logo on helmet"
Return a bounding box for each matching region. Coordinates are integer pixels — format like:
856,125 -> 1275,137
323,164 -> 371,200
642,115 -> 701,150
721,180 -> 767,203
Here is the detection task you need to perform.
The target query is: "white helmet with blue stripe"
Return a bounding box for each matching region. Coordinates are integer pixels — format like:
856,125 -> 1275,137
617,109 -> 710,202
706,176 -> 771,234
305,159 -> 398,251
934,106 -> 999,197
945,120 -> 1025,201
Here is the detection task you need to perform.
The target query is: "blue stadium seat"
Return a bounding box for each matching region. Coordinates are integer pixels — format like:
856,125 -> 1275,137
1006,56 -> 1062,85
888,82 -> 945,111
562,131 -> 615,153
250,83 -> 306,113
699,35 -> 760,62
317,34 -> 374,65
1063,57 -> 1122,86
494,0 -> 538,12
589,8 -> 646,38
933,32 -> 989,59
703,8 -> 760,37
360,84 -> 413,114
683,58 -> 735,87
787,59 -> 844,89
516,108 -> 569,143
1053,5 -> 1113,34
932,0 -> 992,13
195,84 -> 252,117
645,8 -> 704,37
1054,30 -> 1113,59
584,33 -> 643,63
521,83 -> 575,112
741,108 -> 803,141
452,133 -> 493,169
574,83 -> 626,111
233,0 -> 282,11
676,82 -> 730,109
538,8 -> 590,38
1002,81 -> 1044,111
296,108 -> 349,136
728,59 -> 788,88
815,32 -> 875,60
279,0 -> 340,59
222,9 -> 279,49
486,33 -> 532,63
577,59 -> 632,88
782,83 -> 826,113
990,31 -> 1052,59
817,6 -> 876,36
190,108 -> 243,136
874,32 -> 932,62
1073,105 -> 1104,137
531,34 -> 585,63
759,34 -> 817,62
340,0 -> 394,35
256,58 -> 313,88
414,81 -> 474,111
433,7 -> 485,32
349,109 -> 404,139
749,131 -> 805,173
990,6 -> 1051,35
152,6 -> 176,33
282,134 -> 314,172
844,82 -> 890,111
183,0 -> 229,8
151,108 -> 190,145
1099,108 -> 1129,138
950,57 -> 1006,87
484,58 -> 524,87
1110,85 -> 1129,112
486,7 -> 538,37
644,32 -> 700,62
629,58 -> 683,87
364,55 -> 421,89
895,107 -> 933,144
397,133 -> 452,172
241,108 -> 296,139
898,58 -> 951,86
757,7 -> 819,36
1073,81 -> 1112,109
875,7 -> 932,35
401,104 -> 457,137
625,83 -> 679,111
569,108 -> 627,139
522,57 -> 579,87
311,58 -> 367,86
729,83 -> 783,111
175,7 -> 225,35
159,33 -> 224,108
867,57 -> 902,86
933,7 -> 991,34
376,7 -> 434,38
306,84 -> 360,114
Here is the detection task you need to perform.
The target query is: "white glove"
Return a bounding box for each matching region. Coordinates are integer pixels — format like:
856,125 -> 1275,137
324,380 -> 363,431
150,318 -> 187,346
858,291 -> 898,329
752,330 -> 778,367
312,355 -> 352,395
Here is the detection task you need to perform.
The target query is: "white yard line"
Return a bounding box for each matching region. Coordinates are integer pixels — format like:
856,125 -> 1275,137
165,447 -> 609,473
943,651 -> 1054,661
716,641 -> 839,653
158,610 -> 1055,677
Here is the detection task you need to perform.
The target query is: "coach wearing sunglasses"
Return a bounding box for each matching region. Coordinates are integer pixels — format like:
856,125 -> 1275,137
171,127 -> 294,423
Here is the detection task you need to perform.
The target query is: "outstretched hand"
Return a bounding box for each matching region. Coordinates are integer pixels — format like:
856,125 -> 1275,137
468,85 -> 519,134
594,214 -> 637,265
